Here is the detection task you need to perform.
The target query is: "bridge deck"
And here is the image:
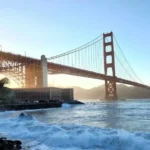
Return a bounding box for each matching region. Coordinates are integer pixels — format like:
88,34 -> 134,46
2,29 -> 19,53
47,62 -> 150,89
0,51 -> 149,89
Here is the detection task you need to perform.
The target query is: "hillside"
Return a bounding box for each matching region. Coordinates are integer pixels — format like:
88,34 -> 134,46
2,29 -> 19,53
72,84 -> 150,100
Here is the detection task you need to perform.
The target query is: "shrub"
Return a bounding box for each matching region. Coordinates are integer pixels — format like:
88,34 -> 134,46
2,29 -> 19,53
0,77 -> 9,88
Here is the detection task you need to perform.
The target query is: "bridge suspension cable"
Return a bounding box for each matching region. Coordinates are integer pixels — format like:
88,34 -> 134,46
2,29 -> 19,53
113,34 -> 143,84
48,34 -> 103,60
47,32 -> 143,85
48,34 -> 104,73
115,53 -> 135,81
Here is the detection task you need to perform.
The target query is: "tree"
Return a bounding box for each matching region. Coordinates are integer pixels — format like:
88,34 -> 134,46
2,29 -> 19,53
0,77 -> 9,88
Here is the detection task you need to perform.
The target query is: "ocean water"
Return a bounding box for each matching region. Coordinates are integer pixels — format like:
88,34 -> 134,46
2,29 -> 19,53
0,99 -> 150,150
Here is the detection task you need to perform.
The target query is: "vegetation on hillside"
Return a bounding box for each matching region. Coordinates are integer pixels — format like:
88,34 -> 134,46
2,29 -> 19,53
0,77 -> 9,88
0,77 -> 16,104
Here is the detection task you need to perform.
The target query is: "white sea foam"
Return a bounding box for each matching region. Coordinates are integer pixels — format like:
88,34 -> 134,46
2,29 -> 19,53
1,100 -> 150,150
0,112 -> 150,150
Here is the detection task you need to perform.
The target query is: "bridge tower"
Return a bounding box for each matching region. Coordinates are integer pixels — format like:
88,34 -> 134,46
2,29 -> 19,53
25,55 -> 48,88
103,32 -> 118,100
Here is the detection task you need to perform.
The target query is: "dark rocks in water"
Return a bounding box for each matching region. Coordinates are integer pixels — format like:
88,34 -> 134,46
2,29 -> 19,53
19,112 -> 34,120
0,102 -> 62,111
65,100 -> 84,104
0,137 -> 22,150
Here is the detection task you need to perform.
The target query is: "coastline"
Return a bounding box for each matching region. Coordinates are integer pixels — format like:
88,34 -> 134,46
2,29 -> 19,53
0,137 -> 22,150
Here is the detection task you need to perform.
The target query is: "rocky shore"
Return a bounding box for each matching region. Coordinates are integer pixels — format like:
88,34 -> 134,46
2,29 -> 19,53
0,101 -> 62,111
65,100 -> 84,104
0,137 -> 22,150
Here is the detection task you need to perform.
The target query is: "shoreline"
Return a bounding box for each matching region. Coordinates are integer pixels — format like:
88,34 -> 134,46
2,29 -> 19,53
0,137 -> 22,150
0,100 -> 84,111
0,101 -> 62,111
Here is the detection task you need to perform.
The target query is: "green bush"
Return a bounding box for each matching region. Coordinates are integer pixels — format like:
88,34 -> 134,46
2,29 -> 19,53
0,77 -> 9,88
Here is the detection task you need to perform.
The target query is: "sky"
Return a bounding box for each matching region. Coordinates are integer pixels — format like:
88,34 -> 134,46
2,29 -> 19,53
0,0 -> 150,88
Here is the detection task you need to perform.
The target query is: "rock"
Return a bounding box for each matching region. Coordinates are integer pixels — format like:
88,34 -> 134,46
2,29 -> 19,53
65,100 -> 84,104
0,137 -> 22,150
19,112 -> 34,120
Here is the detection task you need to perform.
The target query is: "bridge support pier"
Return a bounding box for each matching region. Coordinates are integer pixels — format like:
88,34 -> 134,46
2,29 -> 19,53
25,55 -> 48,88
25,64 -> 35,88
37,55 -> 48,87
103,32 -> 118,100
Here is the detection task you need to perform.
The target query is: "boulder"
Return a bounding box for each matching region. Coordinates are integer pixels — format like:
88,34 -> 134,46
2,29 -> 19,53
0,137 -> 22,150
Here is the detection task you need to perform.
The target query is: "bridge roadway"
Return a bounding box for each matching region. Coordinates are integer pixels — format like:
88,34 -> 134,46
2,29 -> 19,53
0,51 -> 149,89
48,63 -> 150,89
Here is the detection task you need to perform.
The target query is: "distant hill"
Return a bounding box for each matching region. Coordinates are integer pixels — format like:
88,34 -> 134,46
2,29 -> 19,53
72,84 -> 150,100
48,83 -> 150,100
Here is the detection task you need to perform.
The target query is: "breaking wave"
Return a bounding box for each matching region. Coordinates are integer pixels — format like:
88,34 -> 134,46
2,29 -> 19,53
0,112 -> 150,150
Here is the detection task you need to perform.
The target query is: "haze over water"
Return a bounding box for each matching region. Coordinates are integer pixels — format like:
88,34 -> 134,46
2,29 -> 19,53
0,99 -> 150,149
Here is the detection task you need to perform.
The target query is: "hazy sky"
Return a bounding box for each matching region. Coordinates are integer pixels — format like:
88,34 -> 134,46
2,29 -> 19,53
0,0 -> 150,88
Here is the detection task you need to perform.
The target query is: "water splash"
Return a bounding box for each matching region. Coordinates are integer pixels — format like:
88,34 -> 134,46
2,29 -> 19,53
0,113 -> 150,150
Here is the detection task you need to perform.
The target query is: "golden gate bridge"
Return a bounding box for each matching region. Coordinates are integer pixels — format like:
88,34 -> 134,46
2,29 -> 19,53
0,32 -> 149,100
